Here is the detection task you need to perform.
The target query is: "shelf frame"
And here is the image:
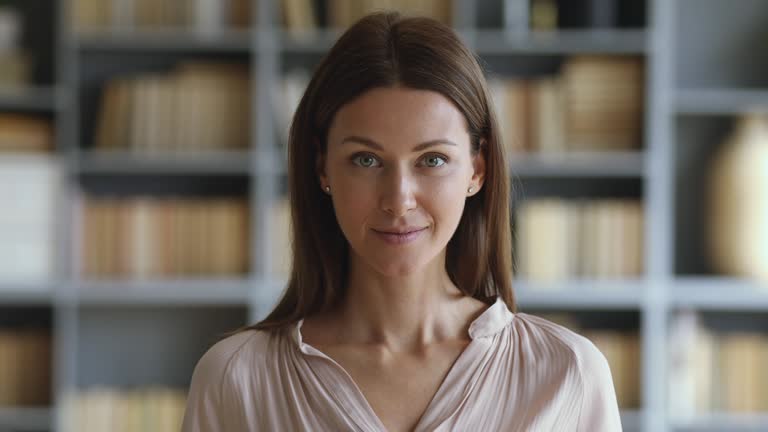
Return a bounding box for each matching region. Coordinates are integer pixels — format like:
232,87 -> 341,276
6,1 -> 754,431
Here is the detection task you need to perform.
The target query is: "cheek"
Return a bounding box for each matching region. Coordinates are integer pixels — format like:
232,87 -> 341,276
330,178 -> 375,233
422,173 -> 466,224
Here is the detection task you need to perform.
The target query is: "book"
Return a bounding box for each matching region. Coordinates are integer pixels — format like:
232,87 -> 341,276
0,114 -> 53,152
515,198 -> 644,281
0,329 -> 51,405
69,387 -> 187,432
531,77 -> 566,153
283,0 -> 317,34
82,197 -> 250,278
561,56 -> 644,151
271,197 -> 292,276
94,62 -> 250,154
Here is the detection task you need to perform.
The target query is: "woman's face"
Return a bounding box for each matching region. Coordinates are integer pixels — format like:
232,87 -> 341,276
318,86 -> 485,277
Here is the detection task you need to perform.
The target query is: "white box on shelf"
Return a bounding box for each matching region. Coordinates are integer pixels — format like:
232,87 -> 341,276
0,155 -> 60,282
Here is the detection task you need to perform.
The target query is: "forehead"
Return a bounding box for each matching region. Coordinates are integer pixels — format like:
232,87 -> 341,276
328,86 -> 469,149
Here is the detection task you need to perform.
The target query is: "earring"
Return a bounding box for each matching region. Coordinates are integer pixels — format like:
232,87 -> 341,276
468,186 -> 474,194
325,186 -> 330,193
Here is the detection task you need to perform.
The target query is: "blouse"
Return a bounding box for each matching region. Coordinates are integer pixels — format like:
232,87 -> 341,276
181,296 -> 623,431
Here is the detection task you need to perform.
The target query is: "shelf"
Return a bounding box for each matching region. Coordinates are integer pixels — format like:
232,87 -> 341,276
0,282 -> 53,304
279,29 -> 342,52
253,277 -> 289,309
675,89 -> 768,115
0,86 -> 61,112
75,150 -> 253,175
278,28 -> 648,55
474,29 -> 648,55
0,406 -> 51,431
671,277 -> 768,310
77,278 -> 253,306
261,278 -> 644,310
513,278 -> 645,309
622,409 -> 643,431
509,150 -> 645,178
671,412 -> 768,432
75,29 -> 252,53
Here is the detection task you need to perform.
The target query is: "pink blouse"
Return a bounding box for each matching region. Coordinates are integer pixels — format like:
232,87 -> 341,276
182,297 -> 623,431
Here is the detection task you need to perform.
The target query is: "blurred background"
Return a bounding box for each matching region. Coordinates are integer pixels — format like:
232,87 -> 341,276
0,0 -> 767,431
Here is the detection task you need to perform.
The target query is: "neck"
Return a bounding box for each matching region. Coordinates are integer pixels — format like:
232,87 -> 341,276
336,250 -> 472,352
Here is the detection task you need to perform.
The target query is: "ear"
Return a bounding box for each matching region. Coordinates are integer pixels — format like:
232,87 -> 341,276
470,138 -> 487,193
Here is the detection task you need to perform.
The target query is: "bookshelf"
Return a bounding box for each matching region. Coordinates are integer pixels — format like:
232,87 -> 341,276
1,0 -> 767,431
0,87 -> 62,112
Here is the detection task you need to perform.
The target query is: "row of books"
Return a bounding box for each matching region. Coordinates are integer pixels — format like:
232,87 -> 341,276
261,196 -> 646,280
670,311 -> 768,415
1,183 -> 642,283
63,387 -> 186,432
94,62 -> 250,154
283,0 -> 451,33
515,198 -> 644,281
539,313 -> 640,408
72,0 -> 251,34
489,56 -> 644,154
0,328 -> 51,405
81,197 -> 250,278
0,157 -> 59,282
0,114 -> 53,152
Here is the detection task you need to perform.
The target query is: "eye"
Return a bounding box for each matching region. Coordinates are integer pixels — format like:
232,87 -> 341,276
351,153 -> 381,168
421,154 -> 448,168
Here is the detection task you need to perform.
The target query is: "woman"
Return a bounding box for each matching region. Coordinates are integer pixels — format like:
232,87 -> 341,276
182,11 -> 622,432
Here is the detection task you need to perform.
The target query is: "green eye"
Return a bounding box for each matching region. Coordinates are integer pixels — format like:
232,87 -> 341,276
423,155 -> 447,168
352,153 -> 379,168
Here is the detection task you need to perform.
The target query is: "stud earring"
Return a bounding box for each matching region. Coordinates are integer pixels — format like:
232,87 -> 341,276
468,186 -> 474,194
325,186 -> 330,193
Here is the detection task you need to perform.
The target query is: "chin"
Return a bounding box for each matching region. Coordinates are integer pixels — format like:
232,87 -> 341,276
377,263 -> 423,277
367,253 -> 434,277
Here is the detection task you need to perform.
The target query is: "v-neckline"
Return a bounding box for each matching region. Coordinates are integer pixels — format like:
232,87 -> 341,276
293,297 -> 512,431
300,331 -> 486,431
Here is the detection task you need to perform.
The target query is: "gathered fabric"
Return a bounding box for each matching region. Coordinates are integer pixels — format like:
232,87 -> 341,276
182,297 -> 622,431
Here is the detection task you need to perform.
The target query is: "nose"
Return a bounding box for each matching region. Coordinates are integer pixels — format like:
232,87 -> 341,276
379,166 -> 417,217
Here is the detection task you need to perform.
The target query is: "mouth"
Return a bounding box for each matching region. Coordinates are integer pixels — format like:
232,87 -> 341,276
371,227 -> 428,235
371,227 -> 428,245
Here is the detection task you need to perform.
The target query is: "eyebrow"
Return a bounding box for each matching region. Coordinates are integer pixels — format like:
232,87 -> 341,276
340,136 -> 458,152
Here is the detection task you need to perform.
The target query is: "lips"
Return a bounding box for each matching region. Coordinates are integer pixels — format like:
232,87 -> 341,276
373,227 -> 429,245
372,227 -> 427,234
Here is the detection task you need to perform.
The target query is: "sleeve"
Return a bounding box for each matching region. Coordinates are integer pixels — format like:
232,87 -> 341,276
576,339 -> 624,432
181,341 -> 246,432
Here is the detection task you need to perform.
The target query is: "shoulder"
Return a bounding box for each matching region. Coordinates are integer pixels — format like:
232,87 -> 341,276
183,330 -> 274,431
509,313 -> 621,431
510,312 -> 611,375
195,329 -> 274,373
190,329 -> 274,392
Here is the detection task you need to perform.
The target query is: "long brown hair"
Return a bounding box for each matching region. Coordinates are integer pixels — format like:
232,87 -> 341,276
242,11 -> 515,336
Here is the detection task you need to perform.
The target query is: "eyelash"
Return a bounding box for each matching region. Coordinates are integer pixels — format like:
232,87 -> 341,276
350,153 -> 449,169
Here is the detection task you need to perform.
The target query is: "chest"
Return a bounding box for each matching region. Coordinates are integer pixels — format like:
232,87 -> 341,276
321,342 -> 469,432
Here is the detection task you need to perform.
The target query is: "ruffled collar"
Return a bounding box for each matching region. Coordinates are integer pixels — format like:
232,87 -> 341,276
293,296 -> 514,350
